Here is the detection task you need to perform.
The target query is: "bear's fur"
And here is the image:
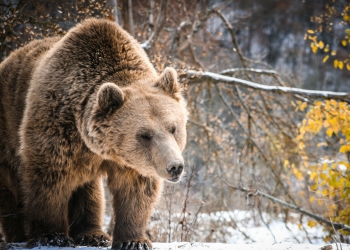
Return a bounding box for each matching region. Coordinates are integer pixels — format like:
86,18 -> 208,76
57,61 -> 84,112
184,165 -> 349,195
0,18 -> 187,249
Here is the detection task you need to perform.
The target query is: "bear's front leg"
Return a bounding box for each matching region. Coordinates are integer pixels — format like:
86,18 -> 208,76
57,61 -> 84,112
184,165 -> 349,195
108,167 -> 162,250
21,165 -> 75,248
68,178 -> 111,247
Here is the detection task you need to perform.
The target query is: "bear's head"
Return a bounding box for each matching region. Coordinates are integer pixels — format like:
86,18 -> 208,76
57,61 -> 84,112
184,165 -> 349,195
86,67 -> 187,182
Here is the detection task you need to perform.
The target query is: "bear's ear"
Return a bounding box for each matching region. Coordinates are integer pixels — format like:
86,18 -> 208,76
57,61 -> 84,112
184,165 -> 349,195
96,83 -> 125,116
155,67 -> 181,98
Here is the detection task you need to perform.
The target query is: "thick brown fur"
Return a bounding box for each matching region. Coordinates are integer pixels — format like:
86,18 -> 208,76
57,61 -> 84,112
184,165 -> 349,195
0,18 -> 187,249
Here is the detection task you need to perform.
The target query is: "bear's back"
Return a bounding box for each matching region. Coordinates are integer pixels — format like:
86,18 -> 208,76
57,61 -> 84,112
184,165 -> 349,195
0,37 -> 60,166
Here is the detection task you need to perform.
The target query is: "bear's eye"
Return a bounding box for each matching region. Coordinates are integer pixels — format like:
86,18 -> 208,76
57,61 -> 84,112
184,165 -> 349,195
170,126 -> 176,134
140,133 -> 153,141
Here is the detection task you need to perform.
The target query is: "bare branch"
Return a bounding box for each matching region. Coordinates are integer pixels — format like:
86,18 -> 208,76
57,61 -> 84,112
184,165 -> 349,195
209,9 -> 248,69
222,179 -> 350,233
188,119 -> 214,133
183,70 -> 350,102
120,0 -> 134,36
141,0 -> 168,50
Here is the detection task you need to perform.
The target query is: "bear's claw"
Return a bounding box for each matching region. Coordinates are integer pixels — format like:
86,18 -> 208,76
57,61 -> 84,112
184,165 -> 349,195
74,233 -> 111,247
113,241 -> 151,250
26,233 -> 75,248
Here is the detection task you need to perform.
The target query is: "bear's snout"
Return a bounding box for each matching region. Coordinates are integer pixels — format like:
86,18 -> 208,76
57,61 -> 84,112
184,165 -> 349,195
166,160 -> 184,182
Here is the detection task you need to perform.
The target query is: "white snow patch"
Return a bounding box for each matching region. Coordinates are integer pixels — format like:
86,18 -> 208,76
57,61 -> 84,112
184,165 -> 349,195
5,242 -> 350,250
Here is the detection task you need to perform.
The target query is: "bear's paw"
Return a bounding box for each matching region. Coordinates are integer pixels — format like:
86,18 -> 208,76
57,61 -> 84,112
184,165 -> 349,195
26,233 -> 75,248
73,231 -> 111,247
112,241 -> 152,250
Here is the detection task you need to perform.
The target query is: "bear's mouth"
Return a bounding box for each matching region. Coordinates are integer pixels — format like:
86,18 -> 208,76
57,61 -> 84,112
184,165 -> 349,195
167,176 -> 180,182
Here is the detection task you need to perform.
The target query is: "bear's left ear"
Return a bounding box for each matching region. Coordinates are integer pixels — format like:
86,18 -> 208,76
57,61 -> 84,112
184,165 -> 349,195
96,82 -> 125,116
155,67 -> 181,99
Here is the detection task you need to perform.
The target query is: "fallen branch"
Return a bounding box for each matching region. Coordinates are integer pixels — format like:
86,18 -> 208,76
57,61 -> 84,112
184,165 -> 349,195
222,180 -> 350,233
183,70 -> 350,102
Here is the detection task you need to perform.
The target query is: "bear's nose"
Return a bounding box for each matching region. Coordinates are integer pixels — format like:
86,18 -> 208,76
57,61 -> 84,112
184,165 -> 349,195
167,161 -> 184,177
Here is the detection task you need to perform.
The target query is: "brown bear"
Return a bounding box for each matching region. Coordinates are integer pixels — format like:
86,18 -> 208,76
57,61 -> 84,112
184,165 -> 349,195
0,18 -> 187,249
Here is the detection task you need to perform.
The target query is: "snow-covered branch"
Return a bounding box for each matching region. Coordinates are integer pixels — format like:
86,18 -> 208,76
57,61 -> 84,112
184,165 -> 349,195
223,181 -> 350,233
183,70 -> 350,102
220,68 -> 279,76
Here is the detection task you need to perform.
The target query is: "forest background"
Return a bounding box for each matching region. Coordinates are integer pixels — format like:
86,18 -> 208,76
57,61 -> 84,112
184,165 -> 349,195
1,0 -> 350,245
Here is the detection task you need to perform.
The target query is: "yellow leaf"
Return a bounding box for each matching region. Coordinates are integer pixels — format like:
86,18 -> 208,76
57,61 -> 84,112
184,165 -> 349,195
326,128 -> 333,137
318,40 -> 324,49
300,102 -> 308,111
284,160 -> 289,167
323,55 -> 329,63
342,40 -> 347,46
299,141 -> 305,150
322,189 -> 328,196
307,30 -> 315,34
309,196 -> 315,203
317,142 -> 328,147
311,184 -> 318,190
339,61 -> 344,70
331,50 -> 336,56
334,59 -> 339,68
296,171 -> 303,180
317,199 -> 323,205
323,120 -> 330,128
311,42 -> 318,53
347,63 -> 350,70
298,223 -> 302,230
310,171 -> 317,181
324,44 -> 329,52
340,144 -> 350,153
308,220 -> 317,228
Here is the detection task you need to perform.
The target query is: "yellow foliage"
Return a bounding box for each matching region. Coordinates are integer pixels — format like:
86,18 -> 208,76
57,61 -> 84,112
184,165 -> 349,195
306,4 -> 350,70
340,144 -> 350,153
308,220 -> 318,228
291,100 -> 350,236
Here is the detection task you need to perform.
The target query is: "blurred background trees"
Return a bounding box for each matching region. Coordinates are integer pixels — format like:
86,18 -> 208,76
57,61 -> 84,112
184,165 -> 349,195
1,0 -> 350,244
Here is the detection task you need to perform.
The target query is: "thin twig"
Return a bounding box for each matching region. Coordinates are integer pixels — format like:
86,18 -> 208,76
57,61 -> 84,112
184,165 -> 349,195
221,178 -> 350,233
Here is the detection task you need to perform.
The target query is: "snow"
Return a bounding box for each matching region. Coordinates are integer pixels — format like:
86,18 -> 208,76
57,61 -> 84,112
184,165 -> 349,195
5,242 -> 350,250
3,210 -> 350,250
148,210 -> 328,244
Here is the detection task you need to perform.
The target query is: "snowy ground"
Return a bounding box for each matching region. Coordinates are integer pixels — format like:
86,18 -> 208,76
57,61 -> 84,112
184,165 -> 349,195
148,210 -> 331,244
2,210 -> 350,250
3,242 -> 350,250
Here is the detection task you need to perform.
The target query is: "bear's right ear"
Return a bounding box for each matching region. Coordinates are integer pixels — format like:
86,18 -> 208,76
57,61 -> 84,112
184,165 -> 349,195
96,83 -> 125,116
155,67 -> 182,100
